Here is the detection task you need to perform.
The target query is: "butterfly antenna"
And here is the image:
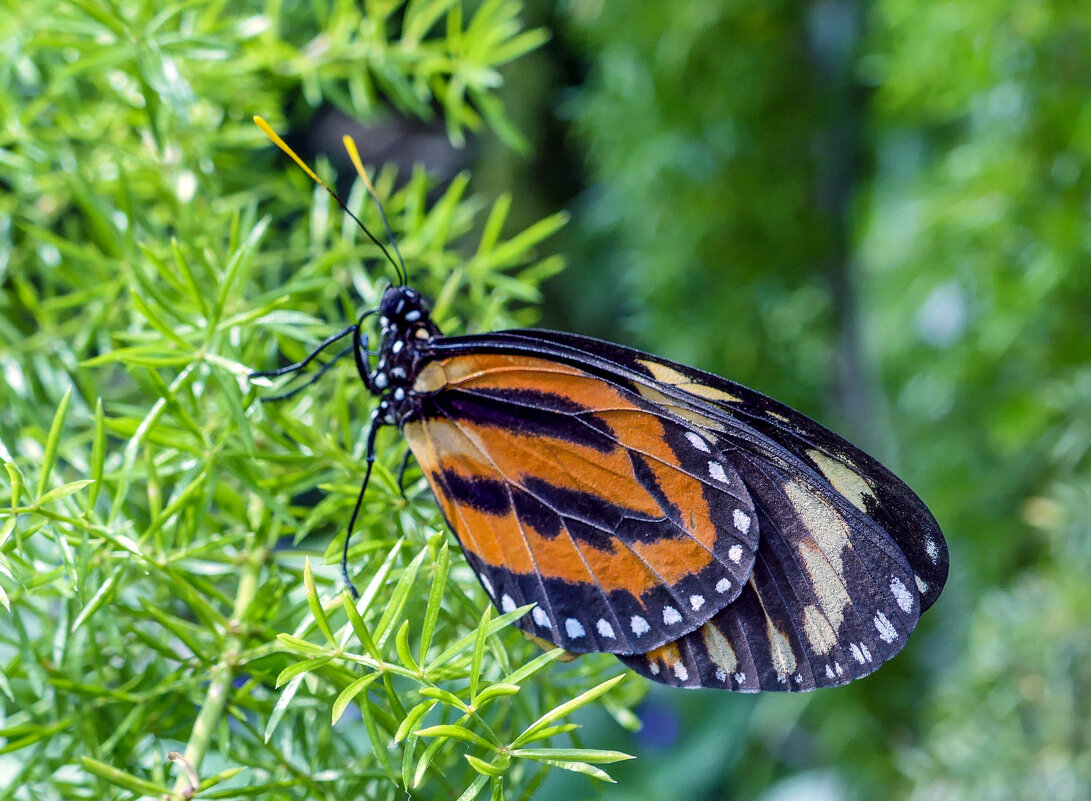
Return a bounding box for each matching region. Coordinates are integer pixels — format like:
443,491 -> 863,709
342,135 -> 408,286
254,116 -> 403,282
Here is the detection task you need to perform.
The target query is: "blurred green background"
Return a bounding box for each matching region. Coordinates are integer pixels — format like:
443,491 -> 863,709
3,0 -> 1090,798
486,1 -> 1091,798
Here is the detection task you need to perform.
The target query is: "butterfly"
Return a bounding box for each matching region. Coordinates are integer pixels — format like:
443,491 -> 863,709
251,117 -> 948,692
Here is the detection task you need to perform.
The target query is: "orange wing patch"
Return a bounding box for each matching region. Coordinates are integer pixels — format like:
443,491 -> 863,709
403,352 -> 760,655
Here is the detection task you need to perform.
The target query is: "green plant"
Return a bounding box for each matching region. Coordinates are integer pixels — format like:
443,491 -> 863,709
0,1 -> 635,798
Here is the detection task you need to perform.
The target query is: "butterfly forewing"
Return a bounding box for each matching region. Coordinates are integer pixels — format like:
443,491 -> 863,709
402,351 -> 759,654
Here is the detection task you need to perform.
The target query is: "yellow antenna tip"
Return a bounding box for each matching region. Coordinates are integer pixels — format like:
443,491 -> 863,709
254,116 -> 326,189
342,134 -> 380,197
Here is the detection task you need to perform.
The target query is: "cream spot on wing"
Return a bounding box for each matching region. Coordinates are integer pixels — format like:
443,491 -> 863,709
807,449 -> 874,513
412,361 -> 448,393
531,607 -> 551,629
708,461 -> 729,483
702,625 -> 738,675
716,578 -> 732,593
874,611 -> 897,643
565,618 -> 585,639
663,606 -> 682,625
733,509 -> 751,534
684,382 -> 743,404
596,619 -> 616,639
802,604 -> 837,655
685,432 -> 711,453
728,544 -> 744,564
501,594 -> 516,613
767,621 -> 797,682
890,576 -> 914,613
637,360 -> 742,403
631,615 -> 650,636
797,540 -> 851,632
690,594 -> 705,611
631,382 -> 727,432
785,480 -> 852,572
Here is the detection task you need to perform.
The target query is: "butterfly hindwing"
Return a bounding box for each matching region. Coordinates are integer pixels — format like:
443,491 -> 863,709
403,351 -> 759,654
617,457 -> 922,690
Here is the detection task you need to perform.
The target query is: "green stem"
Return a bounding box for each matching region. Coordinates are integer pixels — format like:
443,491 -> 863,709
169,541 -> 265,799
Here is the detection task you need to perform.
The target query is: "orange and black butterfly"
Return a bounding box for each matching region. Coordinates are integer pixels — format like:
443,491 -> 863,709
252,118 -> 948,692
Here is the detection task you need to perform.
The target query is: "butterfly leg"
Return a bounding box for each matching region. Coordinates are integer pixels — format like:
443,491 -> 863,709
395,448 -> 413,498
341,411 -> 384,597
250,325 -> 357,379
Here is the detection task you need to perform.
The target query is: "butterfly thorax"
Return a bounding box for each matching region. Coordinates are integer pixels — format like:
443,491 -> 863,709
366,286 -> 441,425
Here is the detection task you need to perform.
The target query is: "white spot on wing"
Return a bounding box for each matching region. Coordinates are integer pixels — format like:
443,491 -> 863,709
874,611 -> 898,643
631,615 -> 650,636
708,461 -> 729,483
715,667 -> 727,682
850,643 -> 866,664
685,432 -> 711,452
663,606 -> 682,625
596,619 -> 616,639
673,662 -> 689,681
825,665 -> 835,679
690,594 -> 705,611
728,545 -> 743,564
925,538 -> 939,562
500,594 -> 516,613
480,576 -> 494,597
890,576 -> 914,613
733,509 -> 751,535
531,607 -> 551,629
716,578 -> 732,594
915,575 -> 929,594
565,618 -> 585,639
733,672 -> 746,684
649,661 -> 660,675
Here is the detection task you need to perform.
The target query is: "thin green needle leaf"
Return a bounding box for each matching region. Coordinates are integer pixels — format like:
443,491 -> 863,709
37,386 -> 72,499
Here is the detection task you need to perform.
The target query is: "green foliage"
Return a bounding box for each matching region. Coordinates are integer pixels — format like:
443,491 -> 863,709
0,1 -> 629,798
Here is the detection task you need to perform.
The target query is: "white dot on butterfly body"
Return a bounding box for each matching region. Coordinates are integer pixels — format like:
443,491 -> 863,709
716,578 -> 732,593
690,594 -> 705,611
391,340 -> 404,353
565,618 -> 586,639
404,310 -> 421,322
728,545 -> 744,563
733,509 -> 751,534
531,607 -> 551,629
663,606 -> 682,625
631,615 -> 651,636
596,619 -> 616,639
500,594 -> 516,613
673,662 -> 689,681
708,461 -> 729,483
685,432 -> 711,453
